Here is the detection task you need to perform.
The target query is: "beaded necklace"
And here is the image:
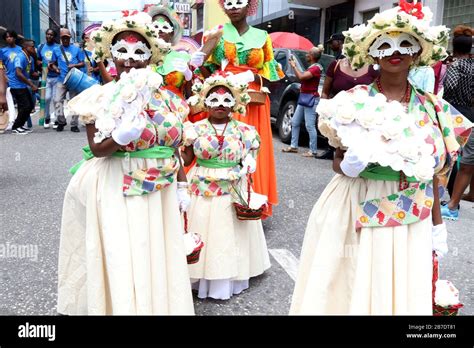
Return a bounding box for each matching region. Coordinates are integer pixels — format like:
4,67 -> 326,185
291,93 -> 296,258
375,77 -> 411,104
208,118 -> 230,152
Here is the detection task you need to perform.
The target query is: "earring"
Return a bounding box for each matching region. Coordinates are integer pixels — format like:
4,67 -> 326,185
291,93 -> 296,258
373,64 -> 380,71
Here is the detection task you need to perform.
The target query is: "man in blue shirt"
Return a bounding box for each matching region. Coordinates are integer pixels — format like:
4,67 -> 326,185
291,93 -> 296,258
49,28 -> 85,132
8,40 -> 38,134
37,28 -> 59,128
1,30 -> 23,88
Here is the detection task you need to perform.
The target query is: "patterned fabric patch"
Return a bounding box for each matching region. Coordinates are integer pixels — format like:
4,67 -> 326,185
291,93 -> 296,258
122,157 -> 179,196
356,182 -> 434,228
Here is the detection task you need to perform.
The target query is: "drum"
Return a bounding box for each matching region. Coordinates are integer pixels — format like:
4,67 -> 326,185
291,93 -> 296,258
64,67 -> 99,93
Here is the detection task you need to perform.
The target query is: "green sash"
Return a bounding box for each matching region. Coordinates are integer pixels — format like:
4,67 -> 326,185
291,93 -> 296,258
69,145 -> 175,175
197,158 -> 239,169
359,165 -> 418,183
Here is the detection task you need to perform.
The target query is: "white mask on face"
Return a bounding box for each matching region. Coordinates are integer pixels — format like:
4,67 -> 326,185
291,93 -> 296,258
205,91 -> 236,108
153,18 -> 174,34
111,38 -> 152,62
369,32 -> 421,59
223,0 -> 249,10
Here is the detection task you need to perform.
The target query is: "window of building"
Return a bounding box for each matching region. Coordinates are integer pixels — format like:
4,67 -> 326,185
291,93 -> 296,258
196,5 -> 204,32
443,0 -> 474,30
362,8 -> 380,24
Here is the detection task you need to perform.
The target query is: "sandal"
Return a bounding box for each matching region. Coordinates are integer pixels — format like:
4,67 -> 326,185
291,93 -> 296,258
282,147 -> 298,153
302,151 -> 315,157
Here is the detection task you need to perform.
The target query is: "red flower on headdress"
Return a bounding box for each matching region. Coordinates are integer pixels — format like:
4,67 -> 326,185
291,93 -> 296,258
122,10 -> 139,17
124,34 -> 139,43
214,70 -> 230,78
399,0 -> 424,19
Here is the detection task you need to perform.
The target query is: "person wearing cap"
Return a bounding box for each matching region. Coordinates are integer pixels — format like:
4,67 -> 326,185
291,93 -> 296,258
326,33 -> 345,60
49,28 -> 85,132
37,28 -> 60,129
290,1 -> 472,314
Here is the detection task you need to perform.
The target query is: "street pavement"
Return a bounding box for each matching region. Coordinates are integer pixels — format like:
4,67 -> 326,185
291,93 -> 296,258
0,116 -> 473,315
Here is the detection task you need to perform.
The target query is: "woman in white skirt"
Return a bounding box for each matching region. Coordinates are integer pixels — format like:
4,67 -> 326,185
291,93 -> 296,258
57,11 -> 195,315
181,72 -> 271,300
290,2 -> 472,315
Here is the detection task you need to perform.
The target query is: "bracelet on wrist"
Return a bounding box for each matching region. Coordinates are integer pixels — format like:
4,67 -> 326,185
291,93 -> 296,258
177,182 -> 189,189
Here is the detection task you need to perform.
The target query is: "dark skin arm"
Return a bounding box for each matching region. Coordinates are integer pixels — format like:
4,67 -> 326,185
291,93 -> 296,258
289,59 -> 316,81
68,61 -> 85,70
332,148 -> 344,174
86,123 -> 122,157
181,145 -> 195,167
175,148 -> 188,183
16,67 -> 38,92
432,175 -> 443,225
98,61 -> 113,83
0,68 -> 8,111
321,75 -> 333,99
48,61 -> 60,74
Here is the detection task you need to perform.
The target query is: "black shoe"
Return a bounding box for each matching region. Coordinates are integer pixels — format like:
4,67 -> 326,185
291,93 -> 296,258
70,126 -> 80,133
56,124 -> 64,132
314,149 -> 333,160
12,128 -> 29,135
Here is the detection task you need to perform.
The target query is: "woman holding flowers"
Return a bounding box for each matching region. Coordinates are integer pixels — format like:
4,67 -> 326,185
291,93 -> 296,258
199,0 -> 284,218
57,12 -> 194,315
181,72 -> 271,300
290,1 -> 472,315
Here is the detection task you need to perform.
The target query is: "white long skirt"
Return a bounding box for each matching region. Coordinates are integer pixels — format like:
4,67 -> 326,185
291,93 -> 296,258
57,156 -> 195,315
290,174 -> 433,315
186,166 -> 271,300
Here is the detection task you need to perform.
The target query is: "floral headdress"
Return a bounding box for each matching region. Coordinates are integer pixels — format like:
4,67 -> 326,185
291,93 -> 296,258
90,11 -> 171,64
218,0 -> 260,16
146,2 -> 184,45
187,71 -> 251,115
343,0 -> 449,69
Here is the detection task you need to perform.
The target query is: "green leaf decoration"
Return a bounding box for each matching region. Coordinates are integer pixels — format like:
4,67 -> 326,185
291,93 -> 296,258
443,127 -> 450,136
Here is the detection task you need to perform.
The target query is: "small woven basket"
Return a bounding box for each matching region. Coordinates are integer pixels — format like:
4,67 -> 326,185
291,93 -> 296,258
233,171 -> 264,220
183,212 -> 204,264
248,75 -> 266,106
432,252 -> 463,316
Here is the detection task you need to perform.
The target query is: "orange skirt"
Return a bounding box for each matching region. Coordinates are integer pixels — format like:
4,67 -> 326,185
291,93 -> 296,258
233,90 -> 278,218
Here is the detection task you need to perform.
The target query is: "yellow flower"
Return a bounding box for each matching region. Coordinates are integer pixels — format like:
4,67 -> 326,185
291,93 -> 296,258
155,184 -> 162,190
425,200 -> 433,208
397,211 -> 406,219
455,116 -> 463,124
419,120 -> 425,127
204,191 -> 211,197
360,216 -> 369,223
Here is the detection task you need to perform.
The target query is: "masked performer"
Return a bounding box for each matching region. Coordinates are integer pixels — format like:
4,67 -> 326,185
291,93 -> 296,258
290,1 -> 472,315
57,12 -> 195,315
181,72 -> 271,300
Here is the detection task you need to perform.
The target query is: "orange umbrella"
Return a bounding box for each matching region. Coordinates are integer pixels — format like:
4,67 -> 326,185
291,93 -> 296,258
269,32 -> 314,50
